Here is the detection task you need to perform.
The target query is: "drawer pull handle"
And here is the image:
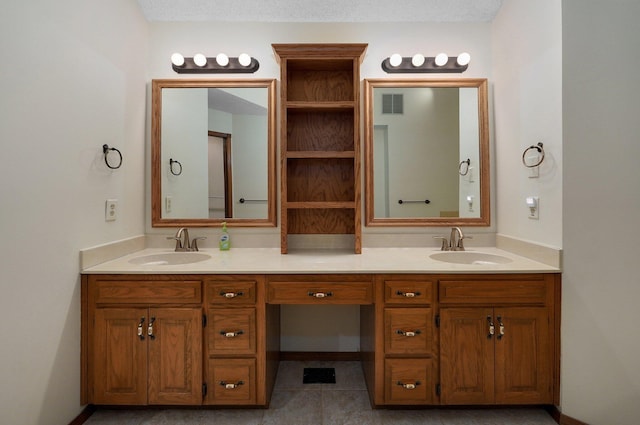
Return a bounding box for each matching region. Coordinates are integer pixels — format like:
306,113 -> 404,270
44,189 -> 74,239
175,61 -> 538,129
487,315 -> 495,339
397,381 -> 421,390
396,329 -> 421,337
220,330 -> 244,338
220,381 -> 244,389
308,291 -> 333,298
396,290 -> 421,298
220,291 -> 244,299
137,317 -> 145,341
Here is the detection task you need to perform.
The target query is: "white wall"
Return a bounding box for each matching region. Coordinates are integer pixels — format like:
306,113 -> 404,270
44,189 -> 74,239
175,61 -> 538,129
0,1 -> 148,424
162,88 -> 209,218
562,1 -> 640,424
491,0 -> 563,248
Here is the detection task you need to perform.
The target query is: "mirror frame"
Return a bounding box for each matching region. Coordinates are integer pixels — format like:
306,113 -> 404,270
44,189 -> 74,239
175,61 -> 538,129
364,78 -> 490,227
151,79 -> 277,227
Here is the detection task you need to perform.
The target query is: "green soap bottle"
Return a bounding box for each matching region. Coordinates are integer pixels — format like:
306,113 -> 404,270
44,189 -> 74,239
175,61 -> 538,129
219,222 -> 230,251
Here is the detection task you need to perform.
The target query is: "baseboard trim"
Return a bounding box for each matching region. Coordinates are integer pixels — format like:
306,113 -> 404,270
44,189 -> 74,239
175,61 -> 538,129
279,351 -> 361,361
546,406 -> 590,425
68,405 -> 96,425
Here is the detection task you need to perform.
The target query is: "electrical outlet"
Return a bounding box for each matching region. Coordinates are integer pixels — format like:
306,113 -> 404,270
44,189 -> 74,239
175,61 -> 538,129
105,199 -> 118,222
165,196 -> 172,213
526,196 -> 539,219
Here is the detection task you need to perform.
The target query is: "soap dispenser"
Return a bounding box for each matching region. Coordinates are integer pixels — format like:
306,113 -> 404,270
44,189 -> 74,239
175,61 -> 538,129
219,222 -> 231,251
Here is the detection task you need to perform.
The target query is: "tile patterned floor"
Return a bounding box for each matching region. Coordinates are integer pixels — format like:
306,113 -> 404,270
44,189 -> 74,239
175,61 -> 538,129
85,361 -> 558,425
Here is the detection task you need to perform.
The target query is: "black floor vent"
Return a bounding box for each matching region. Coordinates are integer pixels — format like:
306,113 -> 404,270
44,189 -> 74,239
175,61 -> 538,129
303,367 -> 336,384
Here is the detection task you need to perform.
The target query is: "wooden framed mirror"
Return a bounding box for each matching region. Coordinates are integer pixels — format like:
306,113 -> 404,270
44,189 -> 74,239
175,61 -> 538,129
364,78 -> 490,227
151,79 -> 277,227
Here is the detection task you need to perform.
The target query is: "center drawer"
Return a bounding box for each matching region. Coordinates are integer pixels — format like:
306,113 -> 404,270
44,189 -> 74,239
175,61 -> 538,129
266,276 -> 373,304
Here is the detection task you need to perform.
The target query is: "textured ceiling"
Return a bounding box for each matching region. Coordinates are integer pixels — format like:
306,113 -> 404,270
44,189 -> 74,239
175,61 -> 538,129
136,0 -> 504,22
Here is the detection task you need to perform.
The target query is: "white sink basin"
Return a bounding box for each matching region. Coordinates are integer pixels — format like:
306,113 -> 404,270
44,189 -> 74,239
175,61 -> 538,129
128,252 -> 211,266
429,251 -> 513,265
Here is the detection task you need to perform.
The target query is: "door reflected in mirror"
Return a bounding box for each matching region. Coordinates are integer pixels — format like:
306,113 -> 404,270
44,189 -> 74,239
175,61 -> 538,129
364,79 -> 490,227
152,79 -> 277,227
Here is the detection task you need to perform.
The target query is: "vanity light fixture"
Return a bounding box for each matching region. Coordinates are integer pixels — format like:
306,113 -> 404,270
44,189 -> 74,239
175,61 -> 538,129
170,52 -> 260,74
382,52 -> 471,73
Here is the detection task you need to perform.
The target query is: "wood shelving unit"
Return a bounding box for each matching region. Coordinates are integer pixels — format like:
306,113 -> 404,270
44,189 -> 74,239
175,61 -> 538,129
273,43 -> 367,254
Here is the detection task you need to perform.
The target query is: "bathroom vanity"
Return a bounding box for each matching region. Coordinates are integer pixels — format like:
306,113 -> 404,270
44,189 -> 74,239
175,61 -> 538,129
80,248 -> 560,409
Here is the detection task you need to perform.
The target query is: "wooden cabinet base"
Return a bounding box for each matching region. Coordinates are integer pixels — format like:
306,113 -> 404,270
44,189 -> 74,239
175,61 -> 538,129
82,272 -> 560,408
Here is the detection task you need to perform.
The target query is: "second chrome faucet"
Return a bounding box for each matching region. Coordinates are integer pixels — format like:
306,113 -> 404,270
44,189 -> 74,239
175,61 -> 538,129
168,227 -> 206,252
434,227 -> 472,251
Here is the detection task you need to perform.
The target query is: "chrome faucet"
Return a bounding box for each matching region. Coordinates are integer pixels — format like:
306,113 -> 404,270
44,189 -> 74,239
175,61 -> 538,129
433,227 -> 472,251
167,227 -> 206,252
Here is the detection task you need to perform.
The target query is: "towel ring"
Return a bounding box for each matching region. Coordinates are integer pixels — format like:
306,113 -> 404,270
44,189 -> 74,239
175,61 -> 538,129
169,158 -> 182,176
102,144 -> 123,169
458,158 -> 471,176
522,142 -> 545,168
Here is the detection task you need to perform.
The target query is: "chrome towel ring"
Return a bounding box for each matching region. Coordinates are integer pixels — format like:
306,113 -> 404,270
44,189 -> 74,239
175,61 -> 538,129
522,142 -> 545,168
102,144 -> 123,169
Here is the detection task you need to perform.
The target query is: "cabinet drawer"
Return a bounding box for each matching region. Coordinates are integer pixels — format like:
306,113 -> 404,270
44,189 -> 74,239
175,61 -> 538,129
208,308 -> 256,355
384,308 -> 433,355
384,280 -> 434,305
267,281 -> 373,304
93,280 -> 202,304
206,281 -> 257,305
439,279 -> 548,304
385,359 -> 434,404
207,358 -> 256,405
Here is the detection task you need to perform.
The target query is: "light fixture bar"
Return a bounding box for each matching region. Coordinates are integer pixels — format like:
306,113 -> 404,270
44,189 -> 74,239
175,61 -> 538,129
381,55 -> 469,73
172,55 -> 260,74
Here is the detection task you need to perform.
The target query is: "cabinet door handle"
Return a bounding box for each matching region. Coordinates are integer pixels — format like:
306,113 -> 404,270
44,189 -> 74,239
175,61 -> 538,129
220,330 -> 244,338
308,291 -> 333,298
396,329 -> 422,337
147,316 -> 156,340
397,381 -> 421,390
137,317 -> 145,341
220,291 -> 244,299
487,315 -> 495,339
497,316 -> 505,340
396,290 -> 421,298
219,380 -> 244,389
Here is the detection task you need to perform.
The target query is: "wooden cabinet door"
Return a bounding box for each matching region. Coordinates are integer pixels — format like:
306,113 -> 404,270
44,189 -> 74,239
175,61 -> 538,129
93,308 -> 148,404
148,308 -> 202,405
440,308 -> 495,404
494,307 -> 551,404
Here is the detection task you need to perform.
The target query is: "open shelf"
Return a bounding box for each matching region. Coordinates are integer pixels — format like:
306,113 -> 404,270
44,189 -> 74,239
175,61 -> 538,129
273,43 -> 367,254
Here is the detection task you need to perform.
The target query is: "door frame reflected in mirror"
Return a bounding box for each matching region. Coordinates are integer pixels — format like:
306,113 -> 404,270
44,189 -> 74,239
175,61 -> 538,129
151,79 -> 277,228
364,78 -> 490,227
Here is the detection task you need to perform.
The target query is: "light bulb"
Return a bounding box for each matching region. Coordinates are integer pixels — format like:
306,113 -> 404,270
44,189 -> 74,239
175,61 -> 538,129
435,53 -> 448,67
216,53 -> 229,67
389,54 -> 402,67
411,54 -> 425,67
457,52 -> 471,66
170,53 -> 185,67
193,53 -> 207,67
238,53 -> 252,67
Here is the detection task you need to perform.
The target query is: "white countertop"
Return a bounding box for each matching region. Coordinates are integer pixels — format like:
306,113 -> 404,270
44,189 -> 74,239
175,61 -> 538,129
82,247 -> 560,275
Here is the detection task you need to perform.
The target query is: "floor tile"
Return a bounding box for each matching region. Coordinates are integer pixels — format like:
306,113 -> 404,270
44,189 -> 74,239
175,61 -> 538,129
378,408 -> 443,425
322,390 -> 382,425
262,390 -> 322,425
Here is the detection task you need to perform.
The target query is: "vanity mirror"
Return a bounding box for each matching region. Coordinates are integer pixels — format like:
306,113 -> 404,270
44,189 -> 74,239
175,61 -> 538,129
151,79 -> 277,227
364,78 -> 490,226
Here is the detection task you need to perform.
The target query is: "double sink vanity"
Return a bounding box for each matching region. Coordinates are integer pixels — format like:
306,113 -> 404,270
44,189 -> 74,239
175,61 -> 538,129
81,43 -> 561,410
81,245 -> 560,408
